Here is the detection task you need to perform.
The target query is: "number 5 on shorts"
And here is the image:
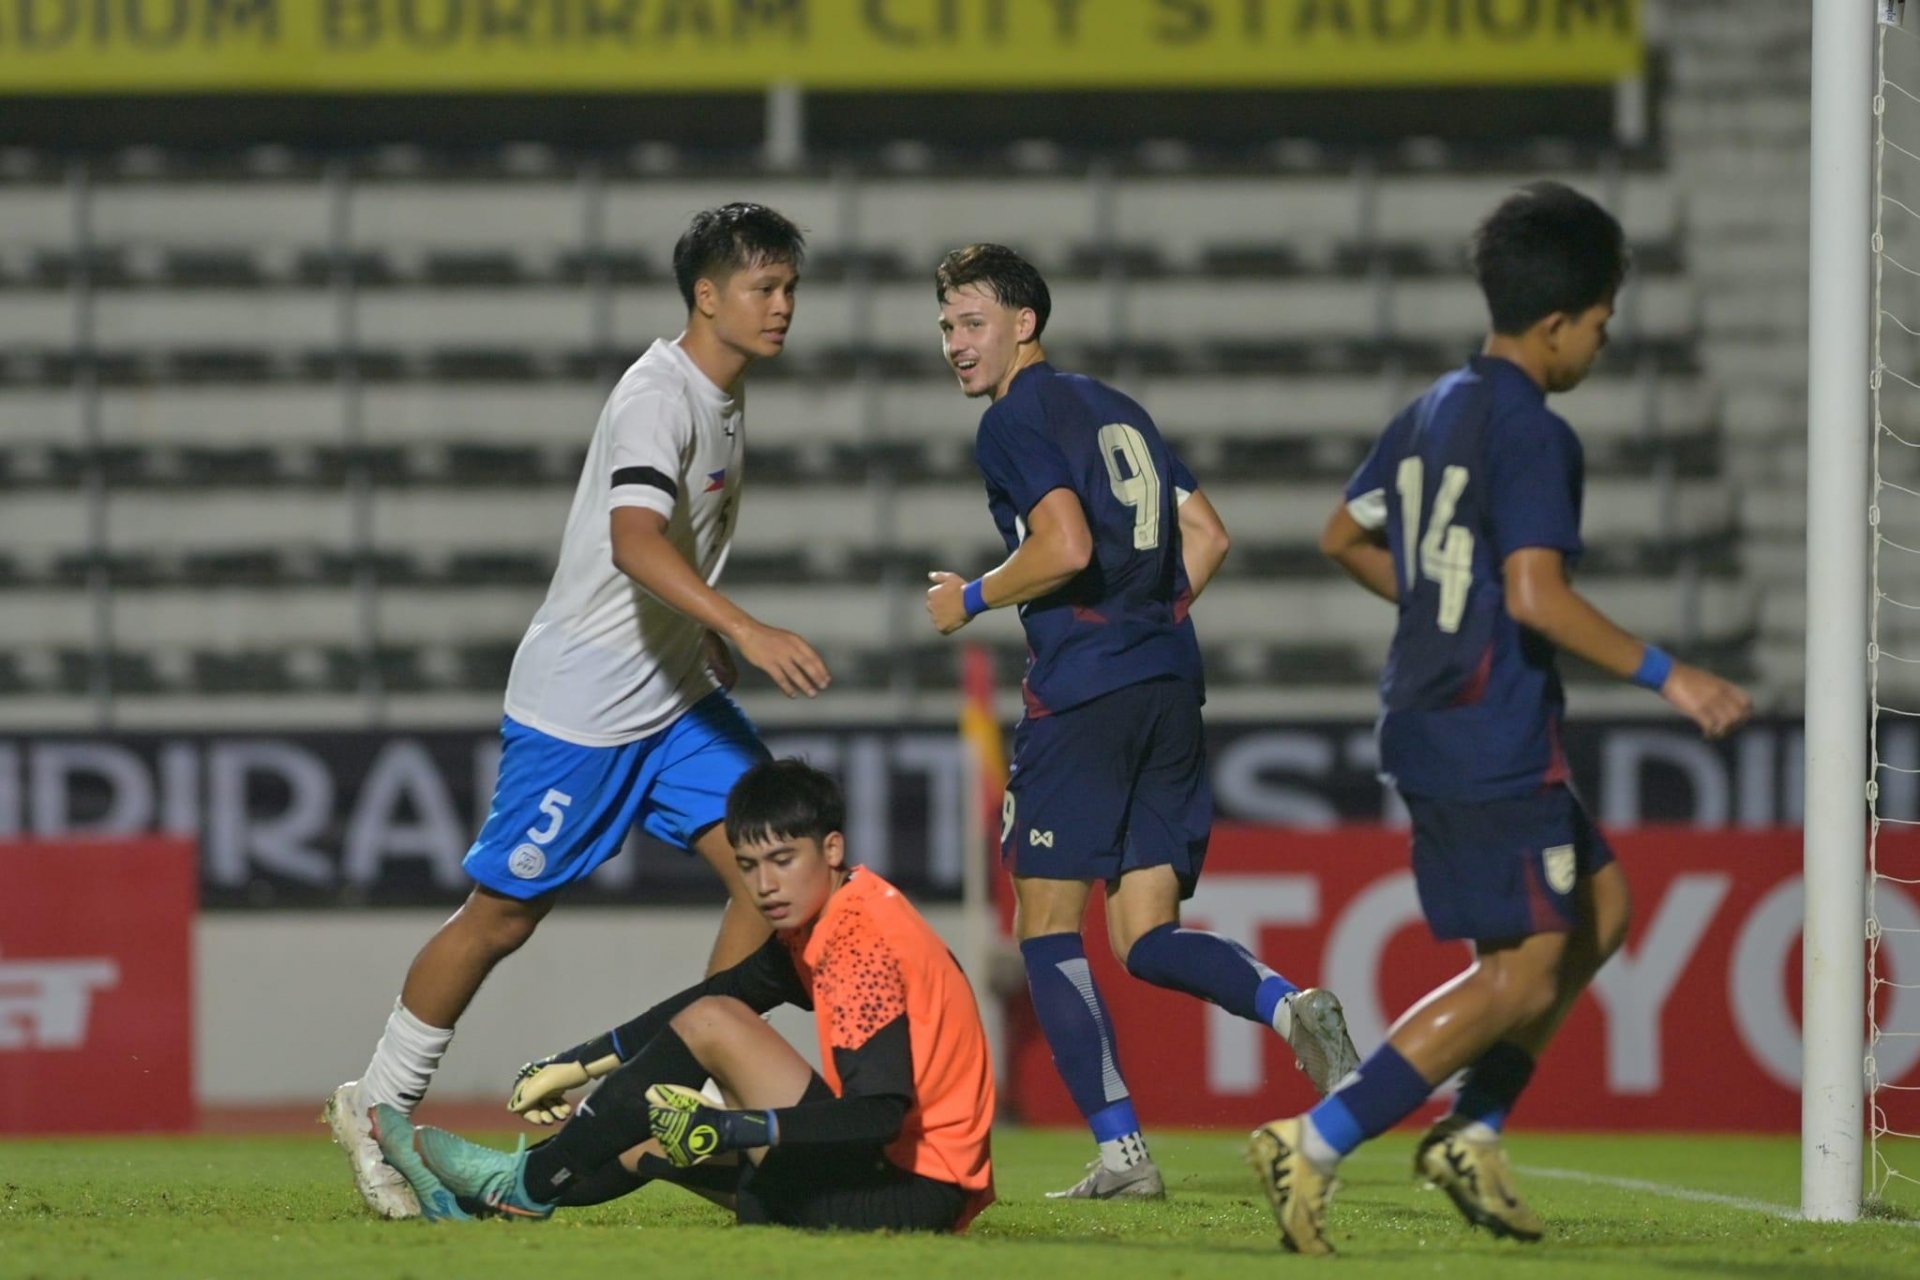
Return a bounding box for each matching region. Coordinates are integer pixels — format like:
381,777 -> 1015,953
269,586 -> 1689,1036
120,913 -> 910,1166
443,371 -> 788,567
527,788 -> 573,845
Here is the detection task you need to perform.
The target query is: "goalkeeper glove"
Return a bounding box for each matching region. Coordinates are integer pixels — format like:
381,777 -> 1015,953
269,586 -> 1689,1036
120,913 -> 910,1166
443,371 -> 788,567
646,1082 -> 775,1167
507,1041 -> 620,1125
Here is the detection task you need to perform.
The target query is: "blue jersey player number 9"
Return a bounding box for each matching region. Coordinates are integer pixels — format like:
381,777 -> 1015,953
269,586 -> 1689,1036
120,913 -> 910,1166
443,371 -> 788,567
1395,458 -> 1475,634
1099,423 -> 1162,551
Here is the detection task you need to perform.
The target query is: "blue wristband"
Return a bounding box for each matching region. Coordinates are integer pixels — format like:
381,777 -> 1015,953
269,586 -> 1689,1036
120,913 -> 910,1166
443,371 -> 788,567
962,578 -> 988,618
1631,645 -> 1674,691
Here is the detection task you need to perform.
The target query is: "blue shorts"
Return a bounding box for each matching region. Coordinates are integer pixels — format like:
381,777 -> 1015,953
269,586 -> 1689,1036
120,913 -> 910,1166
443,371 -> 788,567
464,690 -> 769,900
1002,677 -> 1211,897
1404,785 -> 1616,943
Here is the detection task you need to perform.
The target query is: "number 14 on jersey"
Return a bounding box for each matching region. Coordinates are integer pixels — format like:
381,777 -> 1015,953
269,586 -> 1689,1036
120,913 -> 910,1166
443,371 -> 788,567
1395,458 -> 1474,634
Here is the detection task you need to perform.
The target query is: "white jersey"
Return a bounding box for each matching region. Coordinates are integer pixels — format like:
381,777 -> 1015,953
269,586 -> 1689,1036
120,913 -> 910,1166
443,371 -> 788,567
503,338 -> 745,746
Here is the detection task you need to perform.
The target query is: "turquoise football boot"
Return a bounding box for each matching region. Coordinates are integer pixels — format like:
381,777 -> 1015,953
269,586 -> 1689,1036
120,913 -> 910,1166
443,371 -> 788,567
409,1121 -> 552,1219
367,1104 -> 478,1223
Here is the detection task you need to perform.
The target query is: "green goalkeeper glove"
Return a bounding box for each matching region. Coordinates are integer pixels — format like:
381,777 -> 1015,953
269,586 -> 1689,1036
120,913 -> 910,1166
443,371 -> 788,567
646,1083 -> 775,1167
507,1044 -> 620,1125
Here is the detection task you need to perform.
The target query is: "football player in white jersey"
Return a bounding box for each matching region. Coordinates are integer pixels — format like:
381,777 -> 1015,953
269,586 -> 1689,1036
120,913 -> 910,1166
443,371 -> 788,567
325,203 -> 831,1219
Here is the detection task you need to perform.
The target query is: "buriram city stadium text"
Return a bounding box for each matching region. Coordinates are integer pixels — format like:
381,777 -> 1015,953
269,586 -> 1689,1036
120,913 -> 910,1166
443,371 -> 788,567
0,1 -> 1636,63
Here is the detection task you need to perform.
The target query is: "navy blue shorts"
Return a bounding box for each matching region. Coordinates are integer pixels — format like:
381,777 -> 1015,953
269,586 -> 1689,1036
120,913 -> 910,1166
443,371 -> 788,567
1002,677 -> 1211,897
1404,785 -> 1616,943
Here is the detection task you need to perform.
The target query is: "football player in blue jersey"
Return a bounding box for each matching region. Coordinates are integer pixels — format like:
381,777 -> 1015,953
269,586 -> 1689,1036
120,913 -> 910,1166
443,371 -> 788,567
924,243 -> 1361,1200
1248,182 -> 1752,1255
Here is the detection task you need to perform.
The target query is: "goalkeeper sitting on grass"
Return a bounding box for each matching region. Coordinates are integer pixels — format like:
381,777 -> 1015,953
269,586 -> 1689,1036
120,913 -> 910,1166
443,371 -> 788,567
370,758 -> 996,1233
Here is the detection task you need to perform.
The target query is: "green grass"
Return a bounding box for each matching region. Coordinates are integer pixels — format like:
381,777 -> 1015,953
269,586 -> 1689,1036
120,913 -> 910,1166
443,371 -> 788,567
4,1129 -> 1919,1279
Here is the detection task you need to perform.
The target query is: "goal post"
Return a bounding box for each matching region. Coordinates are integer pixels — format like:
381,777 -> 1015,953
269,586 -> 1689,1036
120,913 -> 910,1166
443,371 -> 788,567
1804,0 -> 1877,1224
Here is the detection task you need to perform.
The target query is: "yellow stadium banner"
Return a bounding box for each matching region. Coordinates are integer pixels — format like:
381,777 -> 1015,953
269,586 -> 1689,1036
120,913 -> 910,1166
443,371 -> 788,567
0,1 -> 1642,96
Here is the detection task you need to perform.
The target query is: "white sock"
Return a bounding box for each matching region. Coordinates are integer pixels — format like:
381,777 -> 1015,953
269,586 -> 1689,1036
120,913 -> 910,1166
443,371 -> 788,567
1459,1119 -> 1500,1144
1271,992 -> 1294,1040
1098,1129 -> 1151,1173
1298,1115 -> 1343,1175
359,999 -> 454,1114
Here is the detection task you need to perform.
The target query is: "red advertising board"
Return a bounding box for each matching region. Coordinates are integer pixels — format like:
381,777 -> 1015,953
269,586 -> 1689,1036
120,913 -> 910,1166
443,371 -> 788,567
1005,826 -> 1920,1132
0,839 -> 197,1133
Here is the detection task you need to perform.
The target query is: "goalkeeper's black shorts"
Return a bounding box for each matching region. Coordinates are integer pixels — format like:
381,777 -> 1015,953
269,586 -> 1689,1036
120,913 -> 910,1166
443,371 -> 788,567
733,1080 -> 966,1232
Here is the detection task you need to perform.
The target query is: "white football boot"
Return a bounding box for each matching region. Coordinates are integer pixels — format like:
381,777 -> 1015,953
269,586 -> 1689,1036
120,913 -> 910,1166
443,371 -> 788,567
322,1080 -> 422,1219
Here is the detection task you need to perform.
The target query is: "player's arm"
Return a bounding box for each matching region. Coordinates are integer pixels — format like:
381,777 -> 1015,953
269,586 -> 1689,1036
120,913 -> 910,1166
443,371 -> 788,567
1320,500 -> 1397,603
649,945 -> 916,1166
649,1015 -> 914,1166
927,487 -> 1091,635
1177,488 -> 1230,601
610,507 -> 828,698
1504,547 -> 1752,739
508,933 -> 806,1123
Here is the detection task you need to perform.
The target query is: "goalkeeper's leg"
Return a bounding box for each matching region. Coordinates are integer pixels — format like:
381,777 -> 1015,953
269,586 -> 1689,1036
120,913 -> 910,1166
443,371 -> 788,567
512,996 -> 813,1210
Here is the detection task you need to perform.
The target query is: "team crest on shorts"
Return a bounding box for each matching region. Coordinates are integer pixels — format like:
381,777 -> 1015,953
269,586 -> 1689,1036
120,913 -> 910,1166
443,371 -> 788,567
1543,843 -> 1576,895
509,843 -> 547,880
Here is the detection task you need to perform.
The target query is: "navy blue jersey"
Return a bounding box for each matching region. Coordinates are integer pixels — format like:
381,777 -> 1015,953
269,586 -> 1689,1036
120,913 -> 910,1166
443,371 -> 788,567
974,363 -> 1204,715
1344,355 -> 1585,801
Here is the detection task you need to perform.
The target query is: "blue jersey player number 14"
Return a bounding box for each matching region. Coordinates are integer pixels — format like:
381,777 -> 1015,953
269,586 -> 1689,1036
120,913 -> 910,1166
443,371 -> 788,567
1395,457 -> 1474,635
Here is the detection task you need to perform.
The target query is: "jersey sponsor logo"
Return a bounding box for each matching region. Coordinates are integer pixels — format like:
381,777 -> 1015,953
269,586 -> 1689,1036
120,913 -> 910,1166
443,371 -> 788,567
508,843 -> 548,880
1543,844 -> 1577,895
1030,829 -> 1055,849
0,950 -> 119,1051
704,469 -> 727,493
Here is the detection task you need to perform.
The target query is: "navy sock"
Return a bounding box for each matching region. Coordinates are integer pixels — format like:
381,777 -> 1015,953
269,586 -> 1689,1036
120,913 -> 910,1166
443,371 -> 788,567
1124,922 -> 1297,1024
1020,932 -> 1133,1125
1450,1041 -> 1536,1132
1306,1043 -> 1433,1160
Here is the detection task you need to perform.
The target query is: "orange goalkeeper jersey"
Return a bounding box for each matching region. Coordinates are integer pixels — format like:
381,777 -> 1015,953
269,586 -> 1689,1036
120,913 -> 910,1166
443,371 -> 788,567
780,867 -> 997,1229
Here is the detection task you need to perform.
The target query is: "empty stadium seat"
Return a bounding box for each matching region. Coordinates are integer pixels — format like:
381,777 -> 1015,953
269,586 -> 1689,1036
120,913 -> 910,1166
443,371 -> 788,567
0,143 -> 1735,716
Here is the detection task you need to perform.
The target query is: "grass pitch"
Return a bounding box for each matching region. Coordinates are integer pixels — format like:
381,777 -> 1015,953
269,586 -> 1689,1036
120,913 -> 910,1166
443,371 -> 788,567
4,1128 -> 1918,1279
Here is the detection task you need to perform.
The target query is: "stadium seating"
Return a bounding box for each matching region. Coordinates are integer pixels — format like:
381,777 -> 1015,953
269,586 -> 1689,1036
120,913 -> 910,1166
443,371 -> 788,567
0,141 -> 1746,721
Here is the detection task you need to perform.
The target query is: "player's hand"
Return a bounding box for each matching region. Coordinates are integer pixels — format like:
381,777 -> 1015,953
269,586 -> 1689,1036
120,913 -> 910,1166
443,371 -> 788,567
1660,663 -> 1752,740
735,622 -> 830,698
703,628 -> 739,690
507,1045 -> 621,1124
646,1083 -> 772,1167
926,571 -> 972,635
508,1057 -> 591,1125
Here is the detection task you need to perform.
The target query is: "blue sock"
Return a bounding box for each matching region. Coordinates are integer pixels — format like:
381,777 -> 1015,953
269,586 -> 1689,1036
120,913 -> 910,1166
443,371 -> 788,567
1124,922 -> 1298,1024
1020,933 -> 1133,1127
1305,1043 -> 1433,1161
1450,1041 -> 1535,1132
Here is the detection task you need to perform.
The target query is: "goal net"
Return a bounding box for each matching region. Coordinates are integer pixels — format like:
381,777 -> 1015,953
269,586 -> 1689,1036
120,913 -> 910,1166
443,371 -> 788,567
1870,0 -> 1920,1210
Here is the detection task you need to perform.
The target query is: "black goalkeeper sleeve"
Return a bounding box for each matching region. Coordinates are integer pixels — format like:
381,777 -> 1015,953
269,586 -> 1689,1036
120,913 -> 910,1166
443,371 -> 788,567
769,1092 -> 911,1147
542,932 -> 810,1071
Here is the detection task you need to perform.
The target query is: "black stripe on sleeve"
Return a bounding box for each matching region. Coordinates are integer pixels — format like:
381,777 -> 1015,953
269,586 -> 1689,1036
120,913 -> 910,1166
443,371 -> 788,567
611,466 -> 678,499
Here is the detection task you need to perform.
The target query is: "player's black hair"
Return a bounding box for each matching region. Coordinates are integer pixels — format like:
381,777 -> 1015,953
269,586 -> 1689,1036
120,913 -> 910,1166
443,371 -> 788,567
725,757 -> 847,849
672,202 -> 806,310
935,243 -> 1052,339
1470,181 -> 1630,335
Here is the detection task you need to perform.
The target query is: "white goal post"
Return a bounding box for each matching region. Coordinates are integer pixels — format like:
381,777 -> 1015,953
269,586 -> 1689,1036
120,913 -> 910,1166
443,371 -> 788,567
1804,0 -> 1877,1224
